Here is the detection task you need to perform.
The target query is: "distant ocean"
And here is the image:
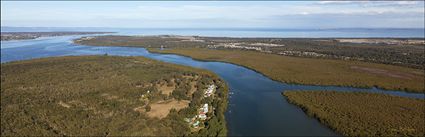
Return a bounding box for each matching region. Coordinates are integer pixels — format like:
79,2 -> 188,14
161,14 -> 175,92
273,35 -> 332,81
1,27 -> 424,38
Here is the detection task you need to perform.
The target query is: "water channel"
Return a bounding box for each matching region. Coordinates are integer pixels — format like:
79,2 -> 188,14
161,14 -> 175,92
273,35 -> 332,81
1,35 -> 423,136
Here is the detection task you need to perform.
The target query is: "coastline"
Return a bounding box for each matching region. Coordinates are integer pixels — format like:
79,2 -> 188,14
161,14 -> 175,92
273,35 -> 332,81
1,32 -> 115,41
1,55 -> 229,136
73,38 -> 425,94
146,48 -> 424,94
282,91 -> 425,136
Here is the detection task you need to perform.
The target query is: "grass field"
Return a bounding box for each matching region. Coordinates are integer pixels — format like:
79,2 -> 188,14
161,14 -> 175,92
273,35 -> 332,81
283,91 -> 424,136
149,48 -> 424,93
1,56 -> 228,136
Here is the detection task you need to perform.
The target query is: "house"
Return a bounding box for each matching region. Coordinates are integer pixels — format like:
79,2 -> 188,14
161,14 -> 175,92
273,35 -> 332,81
204,84 -> 216,97
199,103 -> 208,114
198,114 -> 207,120
202,103 -> 208,113
192,121 -> 200,128
197,104 -> 209,120
185,116 -> 197,124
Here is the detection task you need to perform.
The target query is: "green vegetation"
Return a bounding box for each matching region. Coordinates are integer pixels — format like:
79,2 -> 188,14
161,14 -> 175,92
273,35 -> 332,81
75,35 -> 424,93
75,35 -> 425,69
200,37 -> 425,69
1,56 -> 228,136
283,91 -> 425,136
1,32 -> 113,41
74,35 -> 207,48
150,48 -> 424,93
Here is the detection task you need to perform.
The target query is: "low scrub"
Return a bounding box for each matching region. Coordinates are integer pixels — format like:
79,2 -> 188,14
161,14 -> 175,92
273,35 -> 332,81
283,91 -> 424,136
1,56 -> 228,136
151,48 -> 424,93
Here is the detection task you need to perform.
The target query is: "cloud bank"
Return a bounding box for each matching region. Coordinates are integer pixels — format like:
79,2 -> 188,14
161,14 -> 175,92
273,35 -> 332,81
1,1 -> 424,28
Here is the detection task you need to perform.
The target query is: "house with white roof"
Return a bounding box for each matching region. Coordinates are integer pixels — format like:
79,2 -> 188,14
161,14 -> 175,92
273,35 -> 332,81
203,103 -> 208,113
204,84 -> 216,97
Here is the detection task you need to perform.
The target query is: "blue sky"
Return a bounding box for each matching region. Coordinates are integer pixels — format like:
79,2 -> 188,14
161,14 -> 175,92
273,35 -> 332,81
1,1 -> 424,28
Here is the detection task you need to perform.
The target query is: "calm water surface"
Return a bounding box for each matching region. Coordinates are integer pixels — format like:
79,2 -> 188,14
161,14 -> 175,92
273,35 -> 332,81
1,35 -> 424,136
2,27 -> 425,38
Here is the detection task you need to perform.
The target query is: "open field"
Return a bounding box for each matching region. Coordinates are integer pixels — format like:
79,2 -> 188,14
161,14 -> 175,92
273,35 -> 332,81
75,35 -> 425,93
145,100 -> 190,119
283,91 -> 425,136
1,56 -> 228,136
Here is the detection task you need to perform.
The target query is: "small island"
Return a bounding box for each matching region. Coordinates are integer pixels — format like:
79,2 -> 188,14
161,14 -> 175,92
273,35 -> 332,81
1,56 -> 228,136
283,91 -> 424,136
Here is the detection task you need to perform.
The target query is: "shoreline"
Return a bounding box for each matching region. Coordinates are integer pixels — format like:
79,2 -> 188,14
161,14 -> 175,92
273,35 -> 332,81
1,55 -> 230,136
146,48 -> 423,94
1,32 -> 115,41
71,35 -> 424,93
282,91 -> 425,136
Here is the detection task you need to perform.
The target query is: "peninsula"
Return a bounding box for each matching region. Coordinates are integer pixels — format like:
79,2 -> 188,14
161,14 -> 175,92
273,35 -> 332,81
1,56 -> 228,136
1,32 -> 113,41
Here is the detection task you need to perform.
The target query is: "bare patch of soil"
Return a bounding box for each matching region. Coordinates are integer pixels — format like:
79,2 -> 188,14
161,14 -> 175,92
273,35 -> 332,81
101,93 -> 119,100
145,99 -> 190,119
58,101 -> 71,108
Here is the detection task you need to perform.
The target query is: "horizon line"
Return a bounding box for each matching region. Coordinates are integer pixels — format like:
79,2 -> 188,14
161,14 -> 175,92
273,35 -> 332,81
2,26 -> 425,30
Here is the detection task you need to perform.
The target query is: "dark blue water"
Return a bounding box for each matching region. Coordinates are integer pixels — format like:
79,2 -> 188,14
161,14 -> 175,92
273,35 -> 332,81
1,35 -> 424,136
2,27 -> 424,38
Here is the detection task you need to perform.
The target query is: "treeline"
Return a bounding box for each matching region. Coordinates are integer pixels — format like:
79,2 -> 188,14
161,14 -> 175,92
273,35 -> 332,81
1,32 -> 112,41
1,56 -> 228,136
283,91 -> 424,136
269,39 -> 424,69
74,35 -> 208,49
200,37 -> 425,69
76,36 -> 424,69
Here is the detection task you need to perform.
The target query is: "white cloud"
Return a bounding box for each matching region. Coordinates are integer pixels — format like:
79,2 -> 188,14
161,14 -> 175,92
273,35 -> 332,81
1,1 -> 424,28
395,1 -> 419,5
317,1 -> 420,7
317,1 -> 355,5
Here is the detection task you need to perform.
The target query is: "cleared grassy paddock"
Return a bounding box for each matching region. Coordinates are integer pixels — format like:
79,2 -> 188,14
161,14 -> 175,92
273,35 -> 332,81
283,91 -> 424,136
